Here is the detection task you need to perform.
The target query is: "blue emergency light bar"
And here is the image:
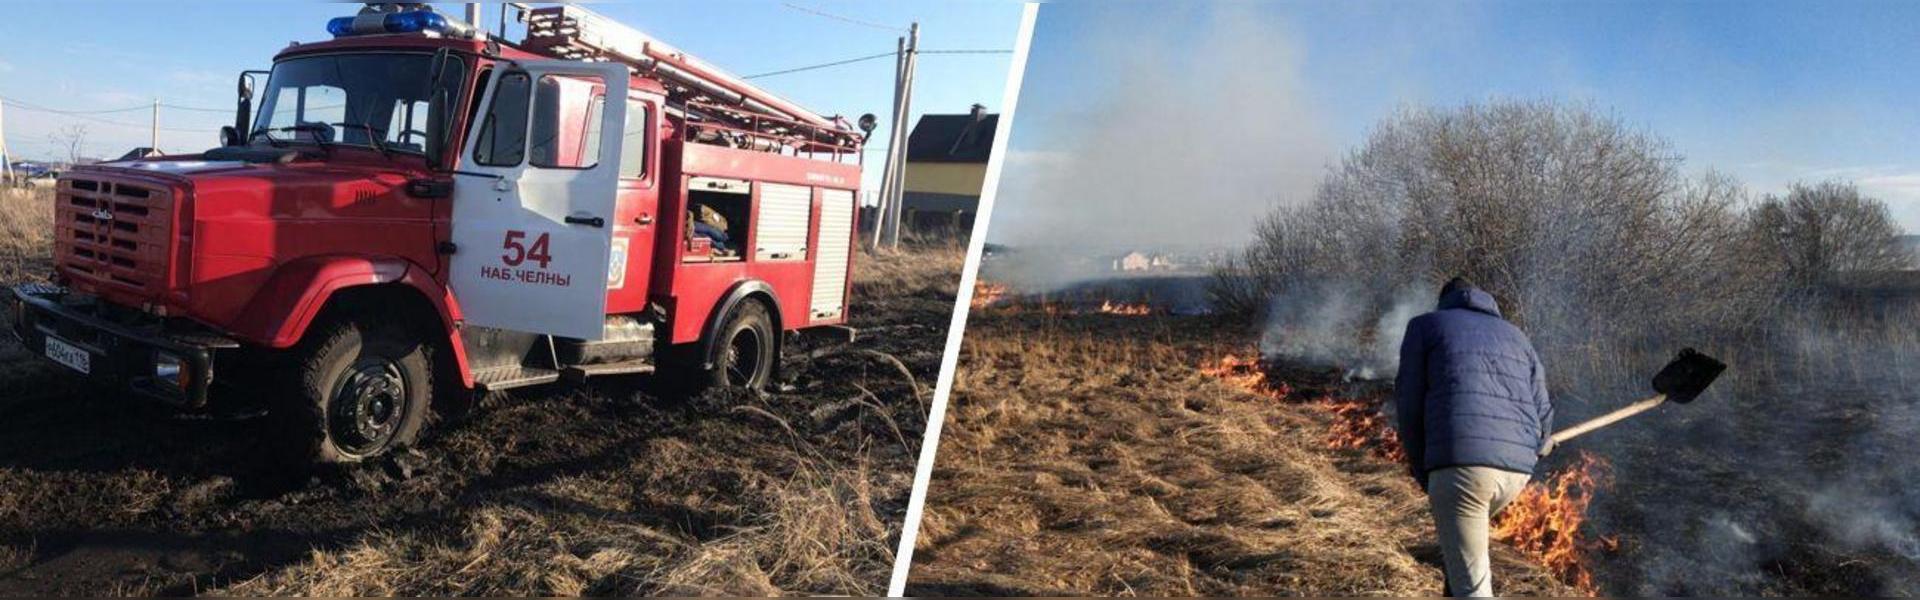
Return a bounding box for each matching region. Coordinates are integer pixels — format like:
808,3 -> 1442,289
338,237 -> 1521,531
327,10 -> 451,37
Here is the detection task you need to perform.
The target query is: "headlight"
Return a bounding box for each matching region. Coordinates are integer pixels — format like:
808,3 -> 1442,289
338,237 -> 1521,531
154,352 -> 188,392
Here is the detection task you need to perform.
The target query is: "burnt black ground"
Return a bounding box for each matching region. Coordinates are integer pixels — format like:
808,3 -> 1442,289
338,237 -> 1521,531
0,248 -> 957,595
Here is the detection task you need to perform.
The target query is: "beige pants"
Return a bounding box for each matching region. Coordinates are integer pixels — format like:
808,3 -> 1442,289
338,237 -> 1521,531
1427,466 -> 1532,597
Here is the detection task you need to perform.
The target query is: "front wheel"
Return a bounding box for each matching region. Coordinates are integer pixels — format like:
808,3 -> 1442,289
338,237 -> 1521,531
273,314 -> 434,464
710,301 -> 777,390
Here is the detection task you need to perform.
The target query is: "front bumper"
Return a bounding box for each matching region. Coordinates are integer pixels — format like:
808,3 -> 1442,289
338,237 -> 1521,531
7,284 -> 235,408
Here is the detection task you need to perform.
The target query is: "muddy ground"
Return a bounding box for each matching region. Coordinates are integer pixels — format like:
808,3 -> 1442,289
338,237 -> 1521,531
0,189 -> 958,595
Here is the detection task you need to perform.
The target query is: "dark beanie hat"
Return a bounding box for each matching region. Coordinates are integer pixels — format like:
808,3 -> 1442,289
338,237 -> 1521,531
1439,276 -> 1473,300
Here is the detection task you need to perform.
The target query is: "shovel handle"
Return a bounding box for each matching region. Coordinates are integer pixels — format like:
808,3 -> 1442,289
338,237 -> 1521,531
1547,394 -> 1668,446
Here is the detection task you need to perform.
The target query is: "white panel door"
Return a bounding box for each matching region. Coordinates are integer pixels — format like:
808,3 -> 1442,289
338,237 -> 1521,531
756,183 -> 811,261
810,188 -> 854,321
447,61 -> 629,341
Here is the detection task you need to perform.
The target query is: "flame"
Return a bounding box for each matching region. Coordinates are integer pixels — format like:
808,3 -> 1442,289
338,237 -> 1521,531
1200,354 -> 1279,394
1316,395 -> 1407,463
971,281 -> 1010,309
1202,350 -> 1611,595
1097,299 -> 1153,316
1492,451 -> 1614,595
967,281 -> 1158,316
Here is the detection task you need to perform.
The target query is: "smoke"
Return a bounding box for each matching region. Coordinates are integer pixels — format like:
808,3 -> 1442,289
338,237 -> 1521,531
1259,282 -> 1428,380
1809,486 -> 1920,561
985,4 -> 1332,290
1232,101 -> 1920,593
1260,276 -> 1920,593
1619,310 -> 1920,594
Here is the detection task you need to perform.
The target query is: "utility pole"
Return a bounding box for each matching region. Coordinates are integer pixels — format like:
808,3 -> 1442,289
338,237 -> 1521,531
873,35 -> 907,251
149,98 -> 160,154
0,101 -> 12,186
883,22 -> 919,249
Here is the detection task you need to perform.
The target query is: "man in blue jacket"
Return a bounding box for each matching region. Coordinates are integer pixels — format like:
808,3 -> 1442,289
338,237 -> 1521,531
1394,277 -> 1555,597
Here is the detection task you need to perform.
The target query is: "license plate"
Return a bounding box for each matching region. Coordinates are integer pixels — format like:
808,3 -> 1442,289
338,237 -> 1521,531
44,336 -> 91,374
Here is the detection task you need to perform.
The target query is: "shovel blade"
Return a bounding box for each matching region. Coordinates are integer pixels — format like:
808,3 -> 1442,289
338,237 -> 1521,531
1652,347 -> 1726,404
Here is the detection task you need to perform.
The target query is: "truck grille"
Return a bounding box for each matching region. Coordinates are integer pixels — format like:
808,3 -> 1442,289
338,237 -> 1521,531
55,176 -> 174,293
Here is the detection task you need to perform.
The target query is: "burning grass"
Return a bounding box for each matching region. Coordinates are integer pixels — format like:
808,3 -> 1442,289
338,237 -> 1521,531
1201,350 -> 1616,596
969,278 -> 1158,317
908,312 -> 1573,596
1200,354 -> 1407,465
1492,451 -> 1615,594
970,281 -> 1008,309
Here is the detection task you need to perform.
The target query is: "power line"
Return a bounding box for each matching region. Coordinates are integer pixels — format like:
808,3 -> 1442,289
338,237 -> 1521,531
744,51 -> 895,79
0,96 -> 151,115
20,104 -> 150,115
160,103 -> 235,113
742,47 -> 1015,80
0,97 -> 214,134
780,2 -> 906,33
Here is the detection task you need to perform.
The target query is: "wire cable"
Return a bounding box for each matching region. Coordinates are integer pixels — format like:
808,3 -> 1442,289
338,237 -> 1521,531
741,46 -> 1014,80
0,98 -> 215,133
780,2 -> 906,33
159,103 -> 236,113
0,96 -> 150,115
744,51 -> 896,79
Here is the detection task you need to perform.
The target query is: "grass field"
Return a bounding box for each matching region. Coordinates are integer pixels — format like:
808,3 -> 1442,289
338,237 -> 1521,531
0,186 -> 961,596
906,309 -> 1574,596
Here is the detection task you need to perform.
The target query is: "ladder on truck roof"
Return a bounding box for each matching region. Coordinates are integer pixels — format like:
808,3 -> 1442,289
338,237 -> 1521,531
520,5 -> 864,159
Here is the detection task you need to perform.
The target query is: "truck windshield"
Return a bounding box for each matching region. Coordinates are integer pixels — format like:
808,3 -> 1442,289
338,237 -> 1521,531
252,53 -> 454,154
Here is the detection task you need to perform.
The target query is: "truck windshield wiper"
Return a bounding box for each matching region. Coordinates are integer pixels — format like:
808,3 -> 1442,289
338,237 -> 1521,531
276,125 -> 333,156
333,122 -> 393,159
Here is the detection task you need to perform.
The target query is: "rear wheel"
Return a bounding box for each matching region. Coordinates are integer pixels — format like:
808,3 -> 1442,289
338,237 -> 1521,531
709,301 -> 777,391
273,314 -> 434,464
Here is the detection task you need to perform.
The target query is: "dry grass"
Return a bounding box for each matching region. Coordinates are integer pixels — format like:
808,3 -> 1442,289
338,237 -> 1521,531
0,188 -> 53,285
216,457 -> 895,596
854,242 -> 967,301
207,251 -> 964,597
907,312 -> 1574,596
0,229 -> 960,596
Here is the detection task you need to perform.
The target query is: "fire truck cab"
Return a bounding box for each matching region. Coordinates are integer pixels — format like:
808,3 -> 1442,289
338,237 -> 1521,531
6,4 -> 871,463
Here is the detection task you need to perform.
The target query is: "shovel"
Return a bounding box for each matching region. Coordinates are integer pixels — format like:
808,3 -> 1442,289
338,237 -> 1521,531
1541,348 -> 1727,455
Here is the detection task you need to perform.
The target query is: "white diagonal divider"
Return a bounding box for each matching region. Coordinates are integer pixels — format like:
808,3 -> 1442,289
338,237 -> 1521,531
887,3 -> 1040,595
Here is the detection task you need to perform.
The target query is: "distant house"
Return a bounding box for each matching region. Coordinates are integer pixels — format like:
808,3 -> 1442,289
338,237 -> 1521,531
1113,251 -> 1180,272
900,104 -> 997,235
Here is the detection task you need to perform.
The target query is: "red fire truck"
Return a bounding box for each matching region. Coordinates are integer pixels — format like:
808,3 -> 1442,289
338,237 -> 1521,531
6,4 -> 873,463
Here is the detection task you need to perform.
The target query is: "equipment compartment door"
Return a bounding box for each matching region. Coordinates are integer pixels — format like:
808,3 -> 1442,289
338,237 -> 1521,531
449,61 -> 630,340
810,188 -> 855,321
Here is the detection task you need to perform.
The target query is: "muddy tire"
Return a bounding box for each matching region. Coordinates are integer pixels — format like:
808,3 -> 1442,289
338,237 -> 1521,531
713,301 -> 777,390
272,313 -> 434,464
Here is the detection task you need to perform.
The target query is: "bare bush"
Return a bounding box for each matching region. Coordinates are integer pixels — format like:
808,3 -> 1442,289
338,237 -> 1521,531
47,125 -> 88,165
1749,180 -> 1913,291
1230,101 -> 1782,347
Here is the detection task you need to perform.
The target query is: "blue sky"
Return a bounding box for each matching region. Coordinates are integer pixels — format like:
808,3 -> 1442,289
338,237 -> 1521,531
993,0 -> 1920,246
0,1 -> 1023,195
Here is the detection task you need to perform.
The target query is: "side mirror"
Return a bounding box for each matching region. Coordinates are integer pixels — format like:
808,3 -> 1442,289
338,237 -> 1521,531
234,71 -> 259,138
426,88 -> 449,170
219,126 -> 242,148
857,113 -> 878,140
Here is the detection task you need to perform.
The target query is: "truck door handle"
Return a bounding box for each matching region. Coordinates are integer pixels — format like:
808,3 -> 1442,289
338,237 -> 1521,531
636,213 -> 654,225
565,215 -> 605,228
